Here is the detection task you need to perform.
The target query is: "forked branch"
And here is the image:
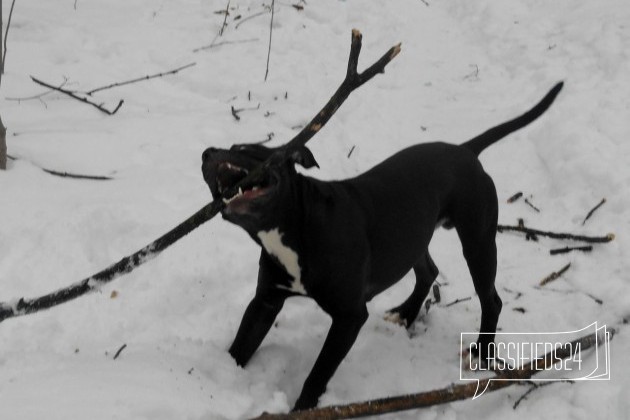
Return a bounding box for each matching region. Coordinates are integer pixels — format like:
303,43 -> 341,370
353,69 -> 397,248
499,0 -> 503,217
284,29 -> 401,153
0,30 -> 401,324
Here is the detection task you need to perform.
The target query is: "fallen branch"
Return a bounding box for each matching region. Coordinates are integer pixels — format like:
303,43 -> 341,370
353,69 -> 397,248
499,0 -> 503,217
0,116 -> 6,170
113,343 -> 127,360
524,197 -> 540,212
539,263 -> 571,287
218,0 -> 230,36
231,105 -> 241,121
497,223 -> 614,244
506,191 -> 523,203
231,103 -> 261,121
347,145 -> 356,158
8,154 -> 113,180
444,296 -> 471,307
41,168 -> 113,181
549,245 -> 593,256
31,76 -> 124,115
0,199 -> 223,323
251,329 -> 611,419
537,286 -> 603,305
0,30 -> 401,324
582,198 -> 606,226
516,218 -> 537,241
193,38 -> 259,53
6,78 -> 71,103
235,9 -> 269,30
85,63 -> 196,95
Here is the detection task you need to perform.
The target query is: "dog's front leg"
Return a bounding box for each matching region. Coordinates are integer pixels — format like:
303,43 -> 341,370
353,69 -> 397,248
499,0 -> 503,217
293,307 -> 368,411
229,253 -> 290,366
229,290 -> 285,367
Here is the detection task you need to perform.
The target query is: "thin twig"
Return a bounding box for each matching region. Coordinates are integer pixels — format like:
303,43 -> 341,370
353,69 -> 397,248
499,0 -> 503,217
549,245 -> 593,256
113,343 -> 127,360
347,145 -> 356,158
2,0 -> 17,74
219,0 -> 230,36
6,78 -> 71,102
255,132 -> 274,144
539,263 -> 571,287
231,106 -> 241,121
85,63 -> 196,95
582,198 -> 606,225
231,103 -> 261,121
31,76 -> 124,115
444,296 -> 471,307
8,154 -> 113,181
497,223 -> 615,244
517,218 -> 538,241
507,192 -> 523,203
264,0 -> 275,81
42,168 -> 113,181
235,9 -> 269,30
524,197 -> 540,212
193,38 -> 259,53
536,285 -> 603,305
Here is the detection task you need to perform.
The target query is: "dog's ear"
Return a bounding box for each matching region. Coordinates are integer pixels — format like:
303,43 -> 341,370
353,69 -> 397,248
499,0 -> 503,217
290,146 -> 319,169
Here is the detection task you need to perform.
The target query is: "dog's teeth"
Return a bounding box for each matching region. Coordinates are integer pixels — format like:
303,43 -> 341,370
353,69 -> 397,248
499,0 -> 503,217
252,186 -> 259,191
238,187 -> 243,196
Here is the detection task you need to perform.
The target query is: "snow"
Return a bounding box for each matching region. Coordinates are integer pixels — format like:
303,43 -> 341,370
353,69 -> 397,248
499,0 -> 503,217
0,0 -> 628,419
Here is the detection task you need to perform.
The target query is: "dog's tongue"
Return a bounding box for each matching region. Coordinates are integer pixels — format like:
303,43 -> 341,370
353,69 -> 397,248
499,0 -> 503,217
226,187 -> 268,214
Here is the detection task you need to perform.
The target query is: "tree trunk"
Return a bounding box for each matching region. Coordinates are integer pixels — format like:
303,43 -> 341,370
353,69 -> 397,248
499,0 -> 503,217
0,115 -> 6,170
1,0 -> 7,170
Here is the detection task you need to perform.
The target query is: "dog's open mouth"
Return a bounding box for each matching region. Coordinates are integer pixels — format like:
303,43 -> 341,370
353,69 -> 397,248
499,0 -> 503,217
217,162 -> 275,210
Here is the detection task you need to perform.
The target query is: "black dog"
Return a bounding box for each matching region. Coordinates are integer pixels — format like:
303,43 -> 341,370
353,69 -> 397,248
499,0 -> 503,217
202,82 -> 563,410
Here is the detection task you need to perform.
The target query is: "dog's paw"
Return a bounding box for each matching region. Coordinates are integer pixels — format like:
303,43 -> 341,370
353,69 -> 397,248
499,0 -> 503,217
383,311 -> 408,327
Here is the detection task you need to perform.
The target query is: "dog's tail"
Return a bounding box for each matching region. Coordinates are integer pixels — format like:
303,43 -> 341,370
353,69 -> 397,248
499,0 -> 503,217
463,81 -> 564,156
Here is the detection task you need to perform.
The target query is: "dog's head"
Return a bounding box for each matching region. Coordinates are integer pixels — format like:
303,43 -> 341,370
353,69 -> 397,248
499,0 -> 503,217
201,143 -> 318,230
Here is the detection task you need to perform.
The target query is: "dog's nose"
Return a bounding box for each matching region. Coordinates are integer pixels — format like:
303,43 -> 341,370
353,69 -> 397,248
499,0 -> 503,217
202,147 -> 218,163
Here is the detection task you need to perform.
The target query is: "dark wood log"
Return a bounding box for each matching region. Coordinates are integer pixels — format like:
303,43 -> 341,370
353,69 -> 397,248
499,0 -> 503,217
250,330 -> 611,420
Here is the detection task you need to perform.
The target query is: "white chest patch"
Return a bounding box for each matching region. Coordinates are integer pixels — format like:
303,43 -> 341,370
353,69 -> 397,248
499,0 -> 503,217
257,228 -> 307,295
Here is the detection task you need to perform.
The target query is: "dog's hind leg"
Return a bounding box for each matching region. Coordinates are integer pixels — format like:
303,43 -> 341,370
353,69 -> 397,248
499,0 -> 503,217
385,252 -> 439,327
454,193 -> 503,365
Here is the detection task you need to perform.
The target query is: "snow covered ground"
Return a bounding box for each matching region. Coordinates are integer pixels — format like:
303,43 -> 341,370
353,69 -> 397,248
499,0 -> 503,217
1,0 -> 628,419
